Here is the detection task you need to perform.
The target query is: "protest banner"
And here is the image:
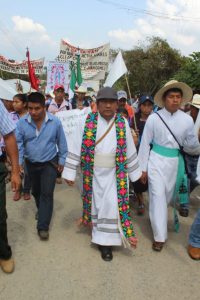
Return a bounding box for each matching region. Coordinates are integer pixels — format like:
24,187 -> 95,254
56,108 -> 91,178
57,40 -> 110,81
56,107 -> 91,136
0,55 -> 44,75
46,61 -> 70,93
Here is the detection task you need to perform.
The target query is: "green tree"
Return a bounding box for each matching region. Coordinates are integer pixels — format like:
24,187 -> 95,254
112,37 -> 184,97
174,52 -> 200,90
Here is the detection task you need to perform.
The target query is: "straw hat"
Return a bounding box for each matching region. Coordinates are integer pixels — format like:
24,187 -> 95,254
154,80 -> 193,107
190,94 -> 200,109
75,86 -> 87,94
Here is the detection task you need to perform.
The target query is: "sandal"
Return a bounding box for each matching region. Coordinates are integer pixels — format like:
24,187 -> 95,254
23,193 -> 31,200
152,241 -> 164,252
13,191 -> 21,201
179,207 -> 189,217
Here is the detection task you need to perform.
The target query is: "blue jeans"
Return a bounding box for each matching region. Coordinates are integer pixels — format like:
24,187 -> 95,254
189,209 -> 200,248
26,157 -> 57,231
185,154 -> 199,193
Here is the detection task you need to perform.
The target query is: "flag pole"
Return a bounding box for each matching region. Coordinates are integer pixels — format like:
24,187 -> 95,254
26,47 -> 31,93
125,73 -> 137,130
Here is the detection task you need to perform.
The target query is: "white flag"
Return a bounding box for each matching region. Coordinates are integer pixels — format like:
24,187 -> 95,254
104,51 -> 127,87
0,78 -> 16,101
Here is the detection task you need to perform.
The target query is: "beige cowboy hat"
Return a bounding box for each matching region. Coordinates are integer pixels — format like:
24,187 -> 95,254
154,80 -> 193,108
189,94 -> 200,109
75,86 -> 87,94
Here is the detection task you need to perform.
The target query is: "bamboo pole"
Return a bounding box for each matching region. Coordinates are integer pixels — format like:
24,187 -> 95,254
125,73 -> 137,131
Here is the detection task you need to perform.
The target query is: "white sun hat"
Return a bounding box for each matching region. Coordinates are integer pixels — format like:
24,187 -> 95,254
189,94 -> 200,110
154,80 -> 193,107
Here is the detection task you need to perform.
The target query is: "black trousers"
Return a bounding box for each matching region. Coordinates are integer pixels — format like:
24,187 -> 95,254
26,158 -> 57,231
0,162 -> 12,260
23,161 -> 31,194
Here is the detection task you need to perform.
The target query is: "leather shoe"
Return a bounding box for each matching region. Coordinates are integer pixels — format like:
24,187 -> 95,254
98,245 -> 113,261
0,258 -> 15,273
152,241 -> 164,252
38,230 -> 49,240
188,245 -> 200,260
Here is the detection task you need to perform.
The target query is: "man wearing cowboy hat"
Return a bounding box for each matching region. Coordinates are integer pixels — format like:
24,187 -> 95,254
72,86 -> 90,109
138,80 -> 200,251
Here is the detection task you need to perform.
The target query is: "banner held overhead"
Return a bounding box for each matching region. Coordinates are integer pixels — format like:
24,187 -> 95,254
0,55 -> 44,75
46,61 -> 70,93
57,40 -> 110,81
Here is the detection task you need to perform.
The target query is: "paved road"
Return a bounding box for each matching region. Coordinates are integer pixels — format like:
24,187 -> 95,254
1,182 -> 200,300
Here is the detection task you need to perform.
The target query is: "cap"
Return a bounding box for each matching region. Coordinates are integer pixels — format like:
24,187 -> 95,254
139,95 -> 154,105
117,90 -> 127,100
54,84 -> 65,91
96,86 -> 118,101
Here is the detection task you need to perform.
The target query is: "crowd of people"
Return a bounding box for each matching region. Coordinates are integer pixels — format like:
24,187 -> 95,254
0,80 -> 200,274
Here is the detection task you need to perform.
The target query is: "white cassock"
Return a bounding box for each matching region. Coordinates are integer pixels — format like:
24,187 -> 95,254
62,113 -> 141,246
138,108 -> 200,242
194,110 -> 200,183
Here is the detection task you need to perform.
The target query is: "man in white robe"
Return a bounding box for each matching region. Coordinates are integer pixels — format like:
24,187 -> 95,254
63,87 -> 141,261
138,80 -> 200,251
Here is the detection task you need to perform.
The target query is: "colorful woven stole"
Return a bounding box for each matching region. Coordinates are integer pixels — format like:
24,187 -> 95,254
81,112 -> 136,243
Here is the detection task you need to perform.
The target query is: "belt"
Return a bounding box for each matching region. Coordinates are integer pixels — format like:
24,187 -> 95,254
25,155 -> 58,167
152,143 -> 179,157
94,153 -> 115,168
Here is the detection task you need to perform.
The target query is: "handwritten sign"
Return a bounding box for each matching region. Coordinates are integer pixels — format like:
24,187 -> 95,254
57,40 -> 110,80
56,108 -> 91,156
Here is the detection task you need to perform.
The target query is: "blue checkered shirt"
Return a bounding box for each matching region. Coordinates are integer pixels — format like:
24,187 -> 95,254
0,100 -> 15,156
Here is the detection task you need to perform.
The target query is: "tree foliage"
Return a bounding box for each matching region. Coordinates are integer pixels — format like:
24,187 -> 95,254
174,52 -> 200,90
113,37 -> 185,97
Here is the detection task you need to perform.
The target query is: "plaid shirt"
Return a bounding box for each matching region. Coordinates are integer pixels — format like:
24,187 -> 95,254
0,100 -> 15,156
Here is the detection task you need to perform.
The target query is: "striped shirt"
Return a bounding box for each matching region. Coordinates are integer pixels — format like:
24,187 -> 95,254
0,100 -> 15,156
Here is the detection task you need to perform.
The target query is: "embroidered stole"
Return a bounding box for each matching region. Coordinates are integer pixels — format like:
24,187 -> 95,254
81,112 -> 136,243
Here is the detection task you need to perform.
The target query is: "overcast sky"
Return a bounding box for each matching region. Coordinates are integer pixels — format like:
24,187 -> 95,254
0,0 -> 200,61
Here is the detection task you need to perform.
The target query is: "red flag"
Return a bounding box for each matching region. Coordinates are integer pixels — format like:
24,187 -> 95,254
26,49 -> 39,91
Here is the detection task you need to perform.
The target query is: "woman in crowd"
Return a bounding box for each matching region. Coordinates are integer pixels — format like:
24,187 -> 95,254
11,94 -> 31,201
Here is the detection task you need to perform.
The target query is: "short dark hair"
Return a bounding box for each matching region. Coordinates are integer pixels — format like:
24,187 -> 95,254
28,92 -> 45,106
13,93 -> 28,104
163,88 -> 183,99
